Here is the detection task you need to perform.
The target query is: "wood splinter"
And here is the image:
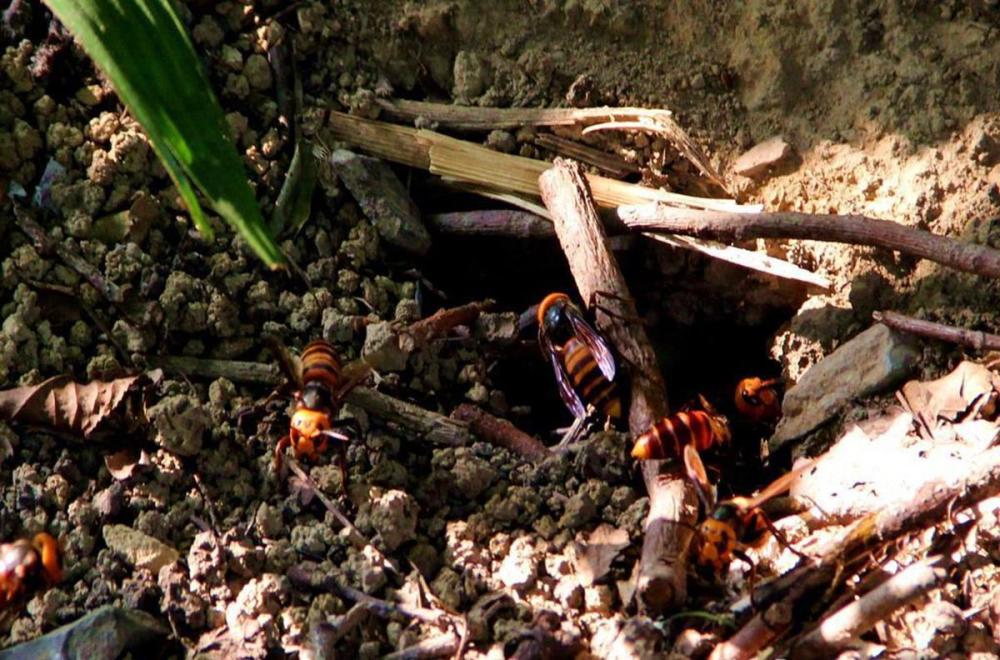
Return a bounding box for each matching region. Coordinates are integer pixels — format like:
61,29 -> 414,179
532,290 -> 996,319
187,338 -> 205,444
538,158 -> 693,613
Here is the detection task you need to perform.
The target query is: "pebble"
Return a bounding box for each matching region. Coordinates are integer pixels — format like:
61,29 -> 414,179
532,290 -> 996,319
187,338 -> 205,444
369,490 -> 418,551
496,536 -> 538,590
733,136 -> 795,179
361,321 -> 409,372
102,524 -> 179,574
146,395 -> 210,457
328,150 -> 432,256
770,324 -> 919,451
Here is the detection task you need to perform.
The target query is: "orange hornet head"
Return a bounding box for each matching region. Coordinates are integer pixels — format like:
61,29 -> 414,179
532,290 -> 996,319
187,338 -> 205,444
290,408 -> 332,439
31,533 -> 61,584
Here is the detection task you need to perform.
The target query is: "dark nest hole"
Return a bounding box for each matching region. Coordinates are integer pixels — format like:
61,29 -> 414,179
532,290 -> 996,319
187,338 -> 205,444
413,191 -> 806,497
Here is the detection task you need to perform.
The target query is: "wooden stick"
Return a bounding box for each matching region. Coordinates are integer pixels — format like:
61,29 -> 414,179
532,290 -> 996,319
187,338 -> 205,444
287,565 -> 445,623
790,554 -> 950,658
399,300 -> 493,350
538,158 -> 694,613
712,445 -> 1000,659
618,204 -> 1000,280
451,404 -> 551,462
146,355 -> 473,446
874,310 -> 1000,351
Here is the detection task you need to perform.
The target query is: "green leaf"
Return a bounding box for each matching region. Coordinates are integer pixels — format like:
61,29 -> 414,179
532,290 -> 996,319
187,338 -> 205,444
270,138 -> 317,237
44,0 -> 284,269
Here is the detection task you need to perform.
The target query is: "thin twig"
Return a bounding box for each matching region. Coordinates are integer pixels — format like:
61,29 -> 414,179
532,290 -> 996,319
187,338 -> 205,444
427,210 -> 556,238
287,565 -> 444,623
284,457 -> 370,550
451,404 -> 551,461
874,310 -> 1000,351
538,158 -> 695,613
399,300 -> 493,349
618,204 -> 1000,280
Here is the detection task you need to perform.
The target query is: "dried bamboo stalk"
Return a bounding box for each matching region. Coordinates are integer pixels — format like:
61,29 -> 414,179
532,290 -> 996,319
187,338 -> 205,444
534,133 -> 639,178
377,98 -> 677,130
326,112 -> 833,287
326,111 -> 752,213
376,98 -> 725,188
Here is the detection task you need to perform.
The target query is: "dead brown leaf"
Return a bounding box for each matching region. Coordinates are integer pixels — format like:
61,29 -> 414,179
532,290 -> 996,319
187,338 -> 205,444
900,362 -> 1000,439
569,523 -> 630,587
0,370 -> 161,439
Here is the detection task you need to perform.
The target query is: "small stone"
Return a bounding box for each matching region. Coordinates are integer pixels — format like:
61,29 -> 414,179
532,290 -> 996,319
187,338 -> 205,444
146,395 -> 210,456
771,324 -> 919,451
733,136 -> 795,179
584,584 -> 615,613
328,150 -> 432,255
451,453 -> 497,499
103,524 -> 179,574
94,486 -> 124,521
554,579 -> 584,611
496,536 -> 538,590
370,490 -> 419,551
485,130 -> 516,154
431,567 -> 463,609
453,51 -> 491,100
362,321 -> 409,372
349,545 -> 387,593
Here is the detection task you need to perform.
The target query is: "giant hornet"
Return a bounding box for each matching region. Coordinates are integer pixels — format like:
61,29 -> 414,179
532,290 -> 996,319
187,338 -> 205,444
273,339 -> 368,494
686,450 -> 814,574
536,293 -> 621,424
631,395 -> 731,461
0,533 -> 61,610
734,377 -> 782,425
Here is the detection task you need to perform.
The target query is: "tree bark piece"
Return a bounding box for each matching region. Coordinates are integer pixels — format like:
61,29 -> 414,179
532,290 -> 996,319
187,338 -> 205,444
538,158 -> 693,613
790,554 -> 950,658
618,205 -> 1000,280
147,356 -> 473,446
451,404 -> 551,462
713,445 -> 1000,659
874,310 -> 1000,351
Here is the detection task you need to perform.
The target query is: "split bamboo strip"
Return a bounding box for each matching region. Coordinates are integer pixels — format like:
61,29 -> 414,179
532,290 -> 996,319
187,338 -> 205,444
326,111 -> 753,213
